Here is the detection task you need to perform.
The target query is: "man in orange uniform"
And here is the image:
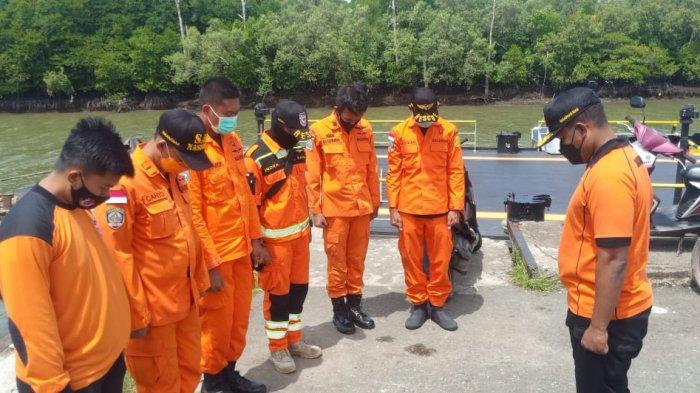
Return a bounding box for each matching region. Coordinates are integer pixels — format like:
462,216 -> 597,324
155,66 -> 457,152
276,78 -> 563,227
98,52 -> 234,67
245,100 -> 323,374
537,87 -> 653,392
0,118 -> 132,392
307,82 -> 380,334
96,109 -> 212,393
189,76 -> 270,393
387,87 -> 464,331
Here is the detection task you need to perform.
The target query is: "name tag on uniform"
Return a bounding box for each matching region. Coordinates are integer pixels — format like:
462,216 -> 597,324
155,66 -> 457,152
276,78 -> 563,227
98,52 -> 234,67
143,190 -> 168,205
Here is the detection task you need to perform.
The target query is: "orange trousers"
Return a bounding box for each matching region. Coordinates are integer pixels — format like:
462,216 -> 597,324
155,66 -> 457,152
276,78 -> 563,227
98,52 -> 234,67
125,305 -> 201,393
259,233 -> 310,352
323,214 -> 370,299
398,213 -> 453,307
198,256 -> 253,374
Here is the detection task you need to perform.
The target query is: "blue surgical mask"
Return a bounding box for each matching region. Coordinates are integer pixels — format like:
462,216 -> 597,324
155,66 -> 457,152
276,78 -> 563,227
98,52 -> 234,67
208,107 -> 238,134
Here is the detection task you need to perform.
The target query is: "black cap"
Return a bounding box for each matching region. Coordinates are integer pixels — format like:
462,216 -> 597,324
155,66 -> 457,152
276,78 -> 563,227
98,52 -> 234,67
271,100 -> 311,139
538,87 -> 601,148
411,87 -> 439,123
156,109 -> 212,171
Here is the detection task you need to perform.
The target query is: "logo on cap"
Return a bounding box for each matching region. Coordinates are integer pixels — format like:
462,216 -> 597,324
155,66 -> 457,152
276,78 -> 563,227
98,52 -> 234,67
187,133 -> 205,152
559,107 -> 580,124
161,130 -> 181,147
416,103 -> 436,111
299,112 -> 308,128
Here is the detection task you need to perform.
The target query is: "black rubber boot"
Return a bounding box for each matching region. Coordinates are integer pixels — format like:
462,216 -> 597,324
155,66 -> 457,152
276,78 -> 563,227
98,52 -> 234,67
202,371 -> 233,393
346,294 -> 375,329
331,297 -> 356,334
430,304 -> 458,331
405,302 -> 430,330
225,361 -> 267,393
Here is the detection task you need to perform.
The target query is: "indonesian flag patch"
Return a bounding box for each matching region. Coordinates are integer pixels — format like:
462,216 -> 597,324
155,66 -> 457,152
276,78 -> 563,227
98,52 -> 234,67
106,189 -> 127,204
388,131 -> 396,152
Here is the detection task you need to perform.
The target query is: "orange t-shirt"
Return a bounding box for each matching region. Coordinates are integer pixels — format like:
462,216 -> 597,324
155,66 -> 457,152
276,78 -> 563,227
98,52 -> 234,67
559,137 -> 653,319
0,185 -> 130,392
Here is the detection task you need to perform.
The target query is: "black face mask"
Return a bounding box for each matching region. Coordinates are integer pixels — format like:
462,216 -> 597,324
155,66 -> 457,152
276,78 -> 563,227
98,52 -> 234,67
337,112 -> 358,132
71,174 -> 108,209
269,126 -> 298,150
559,128 -> 587,165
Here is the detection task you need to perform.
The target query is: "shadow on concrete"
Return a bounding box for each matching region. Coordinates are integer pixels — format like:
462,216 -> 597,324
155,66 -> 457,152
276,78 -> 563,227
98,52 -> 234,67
244,320 -> 368,391
243,352 -> 324,393
445,293 -> 485,319
450,250 -> 484,295
362,291 -> 411,318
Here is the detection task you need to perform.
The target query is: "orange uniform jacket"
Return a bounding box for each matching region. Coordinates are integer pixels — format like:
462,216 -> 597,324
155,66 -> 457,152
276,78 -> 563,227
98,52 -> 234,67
387,117 -> 465,214
244,131 -> 310,243
95,146 -> 210,331
0,185 -> 130,392
189,133 -> 263,267
306,113 -> 380,217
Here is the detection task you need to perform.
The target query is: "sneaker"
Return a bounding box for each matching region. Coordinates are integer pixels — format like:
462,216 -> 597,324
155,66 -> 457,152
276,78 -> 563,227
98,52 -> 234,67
289,341 -> 323,359
270,349 -> 296,374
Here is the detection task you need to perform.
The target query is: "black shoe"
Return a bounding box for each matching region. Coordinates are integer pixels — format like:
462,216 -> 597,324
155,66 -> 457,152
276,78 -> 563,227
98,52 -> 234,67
430,304 -> 458,331
202,371 -> 233,393
405,302 -> 430,330
225,362 -> 267,393
346,294 -> 375,329
331,297 -> 356,334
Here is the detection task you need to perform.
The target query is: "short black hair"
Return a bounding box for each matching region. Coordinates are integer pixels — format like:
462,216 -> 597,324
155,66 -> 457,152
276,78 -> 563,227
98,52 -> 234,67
199,76 -> 241,105
411,87 -> 437,104
55,117 -> 134,177
336,82 -> 369,115
575,103 -> 608,129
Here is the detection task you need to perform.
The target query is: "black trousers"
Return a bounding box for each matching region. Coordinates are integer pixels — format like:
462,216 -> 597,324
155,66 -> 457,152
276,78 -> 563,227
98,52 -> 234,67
17,354 -> 126,393
567,308 -> 651,393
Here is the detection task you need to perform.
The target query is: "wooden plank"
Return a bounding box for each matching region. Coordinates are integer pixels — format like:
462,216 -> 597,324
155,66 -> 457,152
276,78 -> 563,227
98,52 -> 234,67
506,220 -> 539,277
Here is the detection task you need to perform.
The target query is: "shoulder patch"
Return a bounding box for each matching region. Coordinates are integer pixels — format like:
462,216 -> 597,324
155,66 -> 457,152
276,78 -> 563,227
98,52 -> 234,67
105,207 -> 126,230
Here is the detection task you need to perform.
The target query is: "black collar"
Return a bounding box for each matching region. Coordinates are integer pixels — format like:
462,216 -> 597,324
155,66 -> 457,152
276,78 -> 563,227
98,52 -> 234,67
33,184 -> 75,210
587,136 -> 629,167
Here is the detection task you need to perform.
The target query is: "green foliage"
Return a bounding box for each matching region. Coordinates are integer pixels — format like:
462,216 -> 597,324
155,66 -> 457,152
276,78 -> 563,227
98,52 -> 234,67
42,67 -> 73,97
0,0 -> 697,98
510,246 -> 560,292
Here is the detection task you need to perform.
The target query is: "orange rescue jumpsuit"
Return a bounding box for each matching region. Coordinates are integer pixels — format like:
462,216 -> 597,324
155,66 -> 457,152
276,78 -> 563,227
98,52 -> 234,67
245,131 -> 311,352
386,116 -> 465,307
96,146 -> 210,393
188,132 -> 263,374
306,112 -> 380,299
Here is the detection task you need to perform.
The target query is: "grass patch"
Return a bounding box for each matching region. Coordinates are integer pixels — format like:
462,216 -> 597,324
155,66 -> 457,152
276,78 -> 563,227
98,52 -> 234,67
510,246 -> 560,292
123,373 -> 136,393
